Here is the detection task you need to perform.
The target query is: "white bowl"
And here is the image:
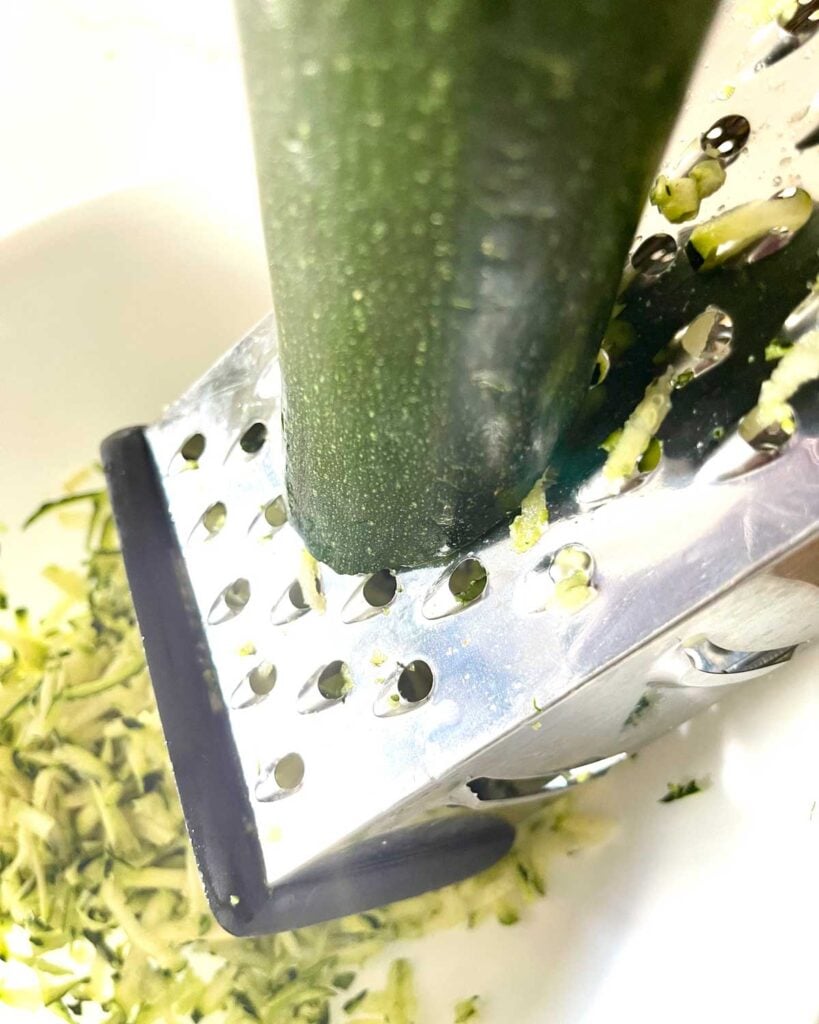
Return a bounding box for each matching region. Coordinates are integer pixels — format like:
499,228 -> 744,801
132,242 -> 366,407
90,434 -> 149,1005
1,3 -> 818,1021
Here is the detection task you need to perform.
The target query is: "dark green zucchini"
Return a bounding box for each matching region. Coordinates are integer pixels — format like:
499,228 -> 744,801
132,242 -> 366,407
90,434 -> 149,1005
236,0 -> 715,573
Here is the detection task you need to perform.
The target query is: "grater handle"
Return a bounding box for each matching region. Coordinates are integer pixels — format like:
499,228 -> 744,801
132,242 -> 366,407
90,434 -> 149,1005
102,427 -> 515,935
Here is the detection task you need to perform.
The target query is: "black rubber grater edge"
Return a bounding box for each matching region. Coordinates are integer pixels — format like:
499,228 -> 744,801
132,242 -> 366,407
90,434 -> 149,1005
102,426 -> 515,936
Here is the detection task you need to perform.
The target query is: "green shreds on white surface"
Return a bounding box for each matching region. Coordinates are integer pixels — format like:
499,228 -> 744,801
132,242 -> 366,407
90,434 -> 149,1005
0,488 -> 603,1023
650,158 -> 725,224
453,995 -> 480,1021
740,330 -> 819,442
343,959 -> 416,1024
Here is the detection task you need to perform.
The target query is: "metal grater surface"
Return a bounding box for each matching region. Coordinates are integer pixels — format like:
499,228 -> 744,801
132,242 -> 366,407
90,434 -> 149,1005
107,0 -> 819,931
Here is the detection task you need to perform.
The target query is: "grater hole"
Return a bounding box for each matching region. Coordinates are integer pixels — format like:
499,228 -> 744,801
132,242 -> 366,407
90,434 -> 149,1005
248,660 -> 277,696
274,753 -> 304,790
201,501 -> 227,537
630,234 -> 677,277
362,570 -> 397,608
175,432 -> 206,469
231,660 -> 277,708
208,577 -> 251,624
701,115 -> 750,162
589,348 -> 610,389
255,753 -> 304,801
264,496 -> 288,528
270,579 -> 311,625
744,415 -> 797,454
397,661 -> 434,703
239,422 -> 268,454
289,581 -> 309,610
670,306 -> 734,386
316,661 -> 353,701
448,558 -> 488,606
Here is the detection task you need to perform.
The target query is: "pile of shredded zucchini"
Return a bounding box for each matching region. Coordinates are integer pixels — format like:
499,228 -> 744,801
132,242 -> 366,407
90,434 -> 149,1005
0,488 -> 599,1023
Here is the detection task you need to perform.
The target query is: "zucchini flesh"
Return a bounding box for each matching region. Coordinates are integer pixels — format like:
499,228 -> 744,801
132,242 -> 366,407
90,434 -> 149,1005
237,0 -> 714,572
549,204 -> 819,501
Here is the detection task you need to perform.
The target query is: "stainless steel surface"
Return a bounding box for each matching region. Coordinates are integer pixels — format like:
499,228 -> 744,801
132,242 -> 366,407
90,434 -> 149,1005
142,1 -> 819,887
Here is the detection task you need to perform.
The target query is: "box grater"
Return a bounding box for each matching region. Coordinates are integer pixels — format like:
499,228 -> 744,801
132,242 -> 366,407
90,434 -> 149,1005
102,0 -> 819,936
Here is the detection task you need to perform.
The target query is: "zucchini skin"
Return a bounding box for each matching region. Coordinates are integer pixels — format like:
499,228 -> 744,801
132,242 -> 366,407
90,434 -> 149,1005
237,0 -> 714,572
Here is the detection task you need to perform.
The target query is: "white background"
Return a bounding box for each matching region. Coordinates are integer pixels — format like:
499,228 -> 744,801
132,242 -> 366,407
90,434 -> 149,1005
0,2 -> 818,1022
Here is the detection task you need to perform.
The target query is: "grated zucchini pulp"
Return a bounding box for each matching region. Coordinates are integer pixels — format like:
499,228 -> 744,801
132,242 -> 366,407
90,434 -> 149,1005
650,158 -> 726,224
0,488 -> 600,1022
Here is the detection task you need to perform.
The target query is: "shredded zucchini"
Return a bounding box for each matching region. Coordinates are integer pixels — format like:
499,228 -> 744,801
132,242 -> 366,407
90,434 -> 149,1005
659,779 -> 707,803
650,158 -> 725,224
602,368 -> 675,482
739,330 -> 819,442
687,189 -> 813,271
0,489 -> 600,1022
454,995 -> 480,1021
509,478 -> 550,553
298,550 -> 326,614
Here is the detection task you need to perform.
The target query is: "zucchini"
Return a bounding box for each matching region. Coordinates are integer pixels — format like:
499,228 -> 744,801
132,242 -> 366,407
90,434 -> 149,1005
236,0 -> 714,572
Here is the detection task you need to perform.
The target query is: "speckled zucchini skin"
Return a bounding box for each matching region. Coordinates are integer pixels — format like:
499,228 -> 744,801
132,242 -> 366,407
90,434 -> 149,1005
237,0 -> 714,573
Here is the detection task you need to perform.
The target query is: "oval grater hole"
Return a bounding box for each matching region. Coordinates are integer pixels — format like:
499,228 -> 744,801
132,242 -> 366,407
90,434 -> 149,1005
695,426 -> 790,483
264,495 -> 288,528
362,570 -> 397,608
201,501 -> 227,536
519,544 -> 597,614
341,570 -> 398,623
274,753 -> 304,790
743,414 -> 798,455
423,557 -> 487,619
270,580 -> 310,625
231,660 -> 277,709
577,436 -> 663,510
171,432 -> 206,471
248,660 -> 277,695
589,348 -> 611,389
316,660 -> 353,701
208,577 -> 251,624
669,306 -> 734,387
298,661 -> 353,713
239,421 -> 268,454
397,661 -> 434,703
447,558 -> 488,606
249,495 -> 288,541
630,233 -> 677,277
255,753 -> 304,801
701,115 -> 750,163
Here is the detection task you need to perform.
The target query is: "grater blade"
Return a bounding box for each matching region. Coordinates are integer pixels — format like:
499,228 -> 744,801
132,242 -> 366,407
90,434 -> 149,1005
103,0 -> 819,935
